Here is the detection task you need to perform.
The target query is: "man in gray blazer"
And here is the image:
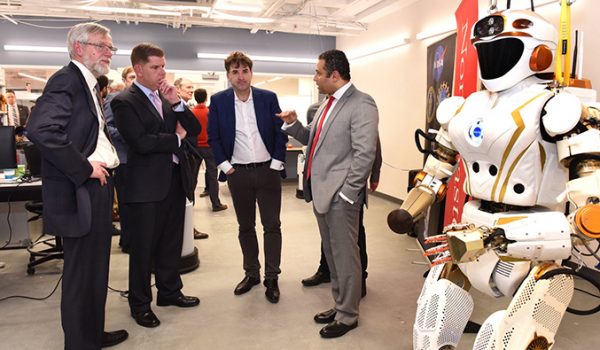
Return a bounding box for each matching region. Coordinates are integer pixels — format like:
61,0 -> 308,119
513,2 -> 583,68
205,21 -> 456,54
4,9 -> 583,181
278,49 -> 378,338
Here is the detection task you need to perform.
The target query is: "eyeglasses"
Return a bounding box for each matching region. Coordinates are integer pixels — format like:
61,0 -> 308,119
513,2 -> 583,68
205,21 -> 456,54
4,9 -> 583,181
79,41 -> 118,53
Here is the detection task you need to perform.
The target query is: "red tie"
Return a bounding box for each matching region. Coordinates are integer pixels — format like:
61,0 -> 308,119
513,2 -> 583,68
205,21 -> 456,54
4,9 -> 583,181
305,96 -> 334,180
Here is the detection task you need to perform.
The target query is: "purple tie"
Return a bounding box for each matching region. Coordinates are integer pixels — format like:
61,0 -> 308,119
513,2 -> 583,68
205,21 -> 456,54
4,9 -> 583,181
150,91 -> 179,163
150,91 -> 163,118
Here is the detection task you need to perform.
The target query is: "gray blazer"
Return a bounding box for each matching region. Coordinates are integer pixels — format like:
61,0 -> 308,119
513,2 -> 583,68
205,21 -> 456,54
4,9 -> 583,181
285,84 -> 378,214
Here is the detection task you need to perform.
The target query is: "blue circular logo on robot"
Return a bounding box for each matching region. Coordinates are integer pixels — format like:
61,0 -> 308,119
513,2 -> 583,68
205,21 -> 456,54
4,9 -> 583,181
432,45 -> 447,83
467,120 -> 484,146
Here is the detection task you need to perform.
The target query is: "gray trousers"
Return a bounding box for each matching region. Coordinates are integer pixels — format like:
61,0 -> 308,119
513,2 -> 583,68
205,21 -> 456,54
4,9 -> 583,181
314,194 -> 362,325
227,165 -> 282,280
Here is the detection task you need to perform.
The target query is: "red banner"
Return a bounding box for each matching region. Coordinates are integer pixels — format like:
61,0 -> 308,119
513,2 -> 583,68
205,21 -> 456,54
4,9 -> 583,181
443,0 -> 479,226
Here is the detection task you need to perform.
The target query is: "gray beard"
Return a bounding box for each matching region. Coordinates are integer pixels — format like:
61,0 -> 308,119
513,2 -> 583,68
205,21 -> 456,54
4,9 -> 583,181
83,57 -> 110,76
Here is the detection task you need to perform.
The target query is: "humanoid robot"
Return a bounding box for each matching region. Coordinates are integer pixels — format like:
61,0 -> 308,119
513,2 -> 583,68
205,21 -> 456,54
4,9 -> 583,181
388,5 -> 600,350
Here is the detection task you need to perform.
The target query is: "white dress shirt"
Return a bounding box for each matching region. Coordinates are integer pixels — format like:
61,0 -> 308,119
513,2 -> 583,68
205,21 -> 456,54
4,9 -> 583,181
217,89 -> 284,174
72,60 -> 120,169
7,103 -> 19,127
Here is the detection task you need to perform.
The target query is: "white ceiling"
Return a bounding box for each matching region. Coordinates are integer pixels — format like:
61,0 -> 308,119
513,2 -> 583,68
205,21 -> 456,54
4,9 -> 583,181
0,0 -> 420,36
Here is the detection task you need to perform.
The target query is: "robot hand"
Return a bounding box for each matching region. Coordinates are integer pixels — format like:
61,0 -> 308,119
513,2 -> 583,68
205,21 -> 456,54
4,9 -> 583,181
387,171 -> 446,234
422,224 -> 508,265
388,127 -> 458,234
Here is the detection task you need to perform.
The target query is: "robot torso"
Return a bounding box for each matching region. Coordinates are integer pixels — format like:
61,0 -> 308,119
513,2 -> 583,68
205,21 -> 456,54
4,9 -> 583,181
446,82 -> 568,208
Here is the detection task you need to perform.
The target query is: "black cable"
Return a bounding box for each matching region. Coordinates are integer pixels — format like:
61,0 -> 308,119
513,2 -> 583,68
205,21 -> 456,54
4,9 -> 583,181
575,287 -> 600,299
0,182 -> 21,249
108,285 -> 129,298
0,274 -> 63,302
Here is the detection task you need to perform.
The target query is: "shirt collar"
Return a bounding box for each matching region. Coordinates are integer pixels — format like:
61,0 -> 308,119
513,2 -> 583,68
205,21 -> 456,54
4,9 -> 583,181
71,60 -> 98,93
133,80 -> 158,99
234,88 -> 253,103
332,81 -> 352,101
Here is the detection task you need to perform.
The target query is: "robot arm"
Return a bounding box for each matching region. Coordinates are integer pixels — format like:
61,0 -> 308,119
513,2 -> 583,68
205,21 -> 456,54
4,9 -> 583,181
544,93 -> 600,240
424,212 -> 572,265
387,97 -> 463,234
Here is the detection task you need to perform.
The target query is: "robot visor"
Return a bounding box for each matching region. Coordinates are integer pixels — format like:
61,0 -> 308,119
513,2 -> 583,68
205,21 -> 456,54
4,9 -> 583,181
475,38 -> 524,80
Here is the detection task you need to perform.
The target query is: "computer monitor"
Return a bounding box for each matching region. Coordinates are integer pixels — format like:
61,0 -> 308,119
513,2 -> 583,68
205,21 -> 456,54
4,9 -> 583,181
0,126 -> 17,170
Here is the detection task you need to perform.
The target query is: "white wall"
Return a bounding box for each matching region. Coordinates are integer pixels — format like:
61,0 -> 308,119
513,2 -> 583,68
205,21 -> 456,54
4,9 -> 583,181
337,0 -> 599,200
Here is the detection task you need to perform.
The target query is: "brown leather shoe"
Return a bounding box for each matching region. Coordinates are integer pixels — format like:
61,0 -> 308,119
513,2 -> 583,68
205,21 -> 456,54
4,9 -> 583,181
194,229 -> 209,239
212,204 -> 228,212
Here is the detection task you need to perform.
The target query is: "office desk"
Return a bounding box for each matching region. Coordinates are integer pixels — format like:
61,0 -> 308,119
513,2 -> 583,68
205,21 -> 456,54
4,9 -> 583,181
0,180 -> 42,202
0,180 -> 42,249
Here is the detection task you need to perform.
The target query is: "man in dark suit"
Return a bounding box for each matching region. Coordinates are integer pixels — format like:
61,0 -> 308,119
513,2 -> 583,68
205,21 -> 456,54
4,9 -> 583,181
26,22 -> 128,349
5,89 -> 29,127
278,50 -> 379,338
111,43 -> 201,329
208,51 -> 288,303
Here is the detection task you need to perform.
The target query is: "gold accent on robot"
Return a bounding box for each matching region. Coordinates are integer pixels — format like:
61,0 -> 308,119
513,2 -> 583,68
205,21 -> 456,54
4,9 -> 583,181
496,216 -> 528,225
491,92 -> 547,201
533,262 -> 559,281
526,332 -> 553,350
499,142 -> 532,202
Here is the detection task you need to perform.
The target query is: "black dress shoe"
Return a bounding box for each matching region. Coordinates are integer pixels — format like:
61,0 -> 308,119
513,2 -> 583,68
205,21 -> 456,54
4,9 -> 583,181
194,229 -> 209,239
319,320 -> 358,338
102,329 -> 128,348
131,310 -> 160,328
301,271 -> 331,287
314,308 -> 337,324
234,276 -> 260,295
264,279 -> 280,303
157,295 -> 200,308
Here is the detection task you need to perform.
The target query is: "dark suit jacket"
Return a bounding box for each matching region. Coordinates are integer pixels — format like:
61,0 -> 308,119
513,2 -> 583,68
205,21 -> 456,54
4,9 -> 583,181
26,62 -> 99,238
208,86 -> 288,181
16,104 -> 30,126
111,83 -> 200,204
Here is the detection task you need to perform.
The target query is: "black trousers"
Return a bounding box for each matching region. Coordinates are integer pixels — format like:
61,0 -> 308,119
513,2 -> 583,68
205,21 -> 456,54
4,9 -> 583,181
227,164 -> 282,280
128,166 -> 185,313
196,146 -> 222,208
317,204 -> 368,279
61,178 -> 113,350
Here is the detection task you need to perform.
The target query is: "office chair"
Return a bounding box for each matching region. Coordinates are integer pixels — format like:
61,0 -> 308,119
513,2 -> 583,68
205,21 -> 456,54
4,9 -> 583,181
25,202 -> 63,275
23,143 -> 64,275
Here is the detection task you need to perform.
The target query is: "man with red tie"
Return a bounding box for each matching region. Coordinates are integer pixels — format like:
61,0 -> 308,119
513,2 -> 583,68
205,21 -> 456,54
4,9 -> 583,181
278,50 -> 379,338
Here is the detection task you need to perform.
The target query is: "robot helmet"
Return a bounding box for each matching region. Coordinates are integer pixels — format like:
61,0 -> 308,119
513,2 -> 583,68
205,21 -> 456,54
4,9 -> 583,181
471,9 -> 557,92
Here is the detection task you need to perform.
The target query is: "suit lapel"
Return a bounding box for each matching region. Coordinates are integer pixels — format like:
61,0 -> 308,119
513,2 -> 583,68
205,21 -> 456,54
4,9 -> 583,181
130,84 -> 164,122
312,85 -> 355,155
69,62 -> 99,120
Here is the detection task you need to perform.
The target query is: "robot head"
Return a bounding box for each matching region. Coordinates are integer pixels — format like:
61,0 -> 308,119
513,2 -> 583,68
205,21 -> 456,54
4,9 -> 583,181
471,9 -> 557,92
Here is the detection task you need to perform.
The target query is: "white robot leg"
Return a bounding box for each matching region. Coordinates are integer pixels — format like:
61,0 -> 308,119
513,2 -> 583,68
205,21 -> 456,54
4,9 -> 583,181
472,264 -> 574,350
414,263 -> 474,350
